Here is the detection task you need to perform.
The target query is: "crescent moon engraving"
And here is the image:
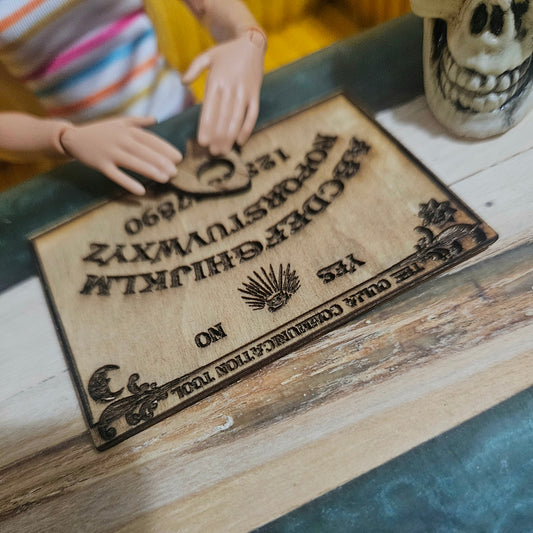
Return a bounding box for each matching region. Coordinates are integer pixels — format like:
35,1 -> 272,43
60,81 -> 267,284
88,365 -> 124,403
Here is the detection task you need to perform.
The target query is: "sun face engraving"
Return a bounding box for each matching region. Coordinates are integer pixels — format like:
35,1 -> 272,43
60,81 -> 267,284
239,264 -> 301,312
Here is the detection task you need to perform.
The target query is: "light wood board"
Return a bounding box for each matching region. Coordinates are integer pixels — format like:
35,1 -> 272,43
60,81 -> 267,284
31,95 -> 497,449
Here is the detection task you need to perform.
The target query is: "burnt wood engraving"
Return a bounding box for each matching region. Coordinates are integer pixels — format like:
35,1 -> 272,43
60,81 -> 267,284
239,264 -> 301,312
87,204 -> 490,442
31,95 -> 497,449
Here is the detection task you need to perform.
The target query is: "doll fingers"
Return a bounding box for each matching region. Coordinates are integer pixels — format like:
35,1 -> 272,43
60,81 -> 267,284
215,89 -> 246,154
124,116 -> 158,128
102,164 -> 146,196
236,98 -> 259,147
123,138 -> 179,177
208,87 -> 239,154
198,82 -> 222,148
114,151 -> 173,184
182,52 -> 212,85
132,129 -> 183,164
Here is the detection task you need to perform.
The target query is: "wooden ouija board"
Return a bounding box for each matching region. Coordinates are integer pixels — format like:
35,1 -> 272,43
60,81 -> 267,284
32,95 -> 497,450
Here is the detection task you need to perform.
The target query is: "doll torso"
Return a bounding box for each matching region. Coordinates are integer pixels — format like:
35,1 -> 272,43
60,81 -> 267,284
0,0 -> 190,122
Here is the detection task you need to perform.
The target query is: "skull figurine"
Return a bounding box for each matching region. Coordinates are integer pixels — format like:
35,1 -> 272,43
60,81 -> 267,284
410,0 -> 532,138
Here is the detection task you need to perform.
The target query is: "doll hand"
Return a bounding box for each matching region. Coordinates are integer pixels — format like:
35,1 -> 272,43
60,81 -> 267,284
182,28 -> 266,155
59,117 -> 182,195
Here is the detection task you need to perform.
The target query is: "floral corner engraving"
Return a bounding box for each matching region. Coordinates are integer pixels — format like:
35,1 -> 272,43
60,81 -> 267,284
88,366 -> 176,441
413,199 -> 487,264
418,199 -> 457,227
238,264 -> 301,312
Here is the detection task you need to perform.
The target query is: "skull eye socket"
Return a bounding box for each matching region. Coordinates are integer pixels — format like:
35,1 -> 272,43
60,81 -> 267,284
432,18 -> 448,61
471,3 -> 488,34
470,1 -> 530,38
490,5 -> 505,35
512,0 -> 530,35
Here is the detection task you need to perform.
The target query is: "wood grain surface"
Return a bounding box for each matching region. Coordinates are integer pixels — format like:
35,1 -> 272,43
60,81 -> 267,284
31,95 -> 497,449
0,95 -> 531,532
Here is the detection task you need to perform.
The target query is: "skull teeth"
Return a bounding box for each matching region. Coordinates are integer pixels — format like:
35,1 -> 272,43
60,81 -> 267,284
439,47 -> 532,113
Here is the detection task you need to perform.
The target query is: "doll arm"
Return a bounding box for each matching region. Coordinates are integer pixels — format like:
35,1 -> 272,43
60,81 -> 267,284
181,0 -> 267,155
182,0 -> 261,41
0,112 -> 71,158
0,113 -> 182,195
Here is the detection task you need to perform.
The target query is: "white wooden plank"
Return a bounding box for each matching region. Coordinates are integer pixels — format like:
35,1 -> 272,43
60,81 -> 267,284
376,96 -> 533,186
451,149 -> 533,257
0,370 -> 85,466
1,325 -> 531,533
0,278 -> 64,403
0,280 -> 85,467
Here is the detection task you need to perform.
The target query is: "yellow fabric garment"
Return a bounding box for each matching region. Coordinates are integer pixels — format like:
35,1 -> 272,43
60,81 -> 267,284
0,0 -> 411,114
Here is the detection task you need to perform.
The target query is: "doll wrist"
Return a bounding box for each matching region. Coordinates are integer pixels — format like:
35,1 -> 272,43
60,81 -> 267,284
243,26 -> 267,52
53,121 -> 74,157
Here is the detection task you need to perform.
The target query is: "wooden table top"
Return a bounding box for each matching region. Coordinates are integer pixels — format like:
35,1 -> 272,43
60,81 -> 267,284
1,16 -> 532,532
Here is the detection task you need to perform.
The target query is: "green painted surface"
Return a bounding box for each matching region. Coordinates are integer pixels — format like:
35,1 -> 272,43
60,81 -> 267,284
257,386 -> 533,533
0,15 -> 423,292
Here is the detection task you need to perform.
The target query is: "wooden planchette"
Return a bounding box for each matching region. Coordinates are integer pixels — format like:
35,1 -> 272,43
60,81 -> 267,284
169,140 -> 250,196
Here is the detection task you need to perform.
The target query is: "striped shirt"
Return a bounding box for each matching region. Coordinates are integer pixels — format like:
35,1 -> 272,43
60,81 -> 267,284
0,0 -> 191,123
